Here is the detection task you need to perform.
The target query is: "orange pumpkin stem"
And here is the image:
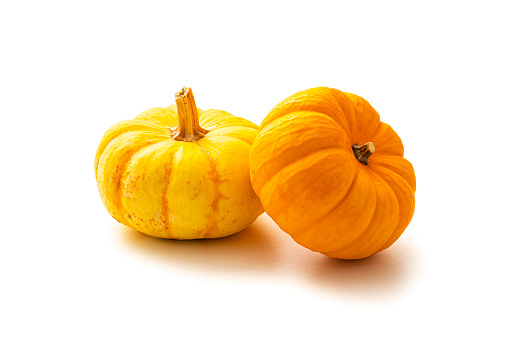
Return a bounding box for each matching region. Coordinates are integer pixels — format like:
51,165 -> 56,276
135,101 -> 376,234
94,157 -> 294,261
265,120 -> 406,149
172,87 -> 209,142
352,142 -> 375,165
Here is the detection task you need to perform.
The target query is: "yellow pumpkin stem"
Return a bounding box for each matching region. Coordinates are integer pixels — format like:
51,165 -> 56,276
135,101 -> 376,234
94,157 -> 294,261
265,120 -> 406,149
172,87 -> 209,142
352,142 -> 375,165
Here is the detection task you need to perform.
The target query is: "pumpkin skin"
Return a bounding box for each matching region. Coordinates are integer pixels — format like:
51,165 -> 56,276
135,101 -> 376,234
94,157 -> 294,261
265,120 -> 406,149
95,87 -> 263,239
249,87 -> 416,259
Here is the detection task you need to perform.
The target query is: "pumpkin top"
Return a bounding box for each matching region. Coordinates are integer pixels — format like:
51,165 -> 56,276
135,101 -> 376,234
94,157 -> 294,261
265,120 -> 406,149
260,87 -> 405,161
94,87 -> 259,178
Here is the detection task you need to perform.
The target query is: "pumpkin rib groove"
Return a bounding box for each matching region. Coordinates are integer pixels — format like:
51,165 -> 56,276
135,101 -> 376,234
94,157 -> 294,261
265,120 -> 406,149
370,154 -> 416,192
260,110 -> 347,145
95,119 -> 169,148
97,133 -> 167,226
343,92 -> 381,143
255,146 -> 349,198
285,164 -> 363,253
362,168 -> 401,256
260,88 -> 355,141
251,113 -> 351,194
312,164 -> 359,224
255,111 -> 346,151
94,122 -> 169,176
116,139 -> 166,227
194,140 -> 222,238
259,148 -> 357,239
324,167 -> 398,258
370,160 -> 416,193
320,167 -> 380,255
369,164 -> 415,252
252,140 -> 348,183
120,141 -> 179,236
328,90 -> 358,141
160,149 -> 177,238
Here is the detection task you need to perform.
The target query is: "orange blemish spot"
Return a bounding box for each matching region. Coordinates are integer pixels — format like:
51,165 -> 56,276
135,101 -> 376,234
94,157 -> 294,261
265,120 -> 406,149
207,160 -> 226,185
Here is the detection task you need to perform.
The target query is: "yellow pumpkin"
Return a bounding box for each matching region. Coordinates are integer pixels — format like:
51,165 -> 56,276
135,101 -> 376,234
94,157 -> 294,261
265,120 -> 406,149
249,87 -> 416,259
95,87 -> 263,239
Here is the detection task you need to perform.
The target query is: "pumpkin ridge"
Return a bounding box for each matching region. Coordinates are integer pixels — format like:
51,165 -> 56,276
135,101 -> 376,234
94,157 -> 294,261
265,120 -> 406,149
257,110 -> 346,143
317,167 -> 378,254
260,110 -> 348,142
194,140 -> 223,238
210,123 -> 260,131
327,89 -> 358,141
369,154 -> 416,192
311,164 -> 359,225
261,88 -> 350,132
294,167 -> 378,256
369,159 -> 416,192
120,141 -> 178,236
199,109 -> 259,131
94,121 -> 170,176
250,111 -> 351,192
160,150 -> 177,238
205,130 -> 254,147
211,124 -> 259,133
369,122 -> 404,157
135,106 -> 178,127
98,131 -> 167,168
323,168 -> 391,258
364,170 -> 401,256
258,148 -> 356,230
255,146 -> 348,199
351,168 -> 400,257
252,130 -> 344,164
112,139 -> 164,226
369,163 -> 415,197
97,133 -> 167,223
369,164 -> 415,252
343,92 -> 382,142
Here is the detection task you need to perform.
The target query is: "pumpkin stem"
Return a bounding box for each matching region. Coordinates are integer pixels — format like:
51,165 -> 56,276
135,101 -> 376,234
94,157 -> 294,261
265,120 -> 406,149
172,87 -> 209,142
352,142 -> 375,165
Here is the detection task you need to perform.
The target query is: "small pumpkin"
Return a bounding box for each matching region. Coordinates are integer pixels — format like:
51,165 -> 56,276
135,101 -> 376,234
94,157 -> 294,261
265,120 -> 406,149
249,87 -> 416,259
95,87 -> 263,239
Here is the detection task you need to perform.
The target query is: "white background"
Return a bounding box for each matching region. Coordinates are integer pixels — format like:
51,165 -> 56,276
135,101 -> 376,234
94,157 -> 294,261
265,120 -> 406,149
1,0 -> 508,338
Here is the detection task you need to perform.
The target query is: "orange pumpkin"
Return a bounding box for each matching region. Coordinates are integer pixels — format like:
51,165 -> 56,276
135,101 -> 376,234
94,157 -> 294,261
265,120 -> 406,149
249,87 -> 416,259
